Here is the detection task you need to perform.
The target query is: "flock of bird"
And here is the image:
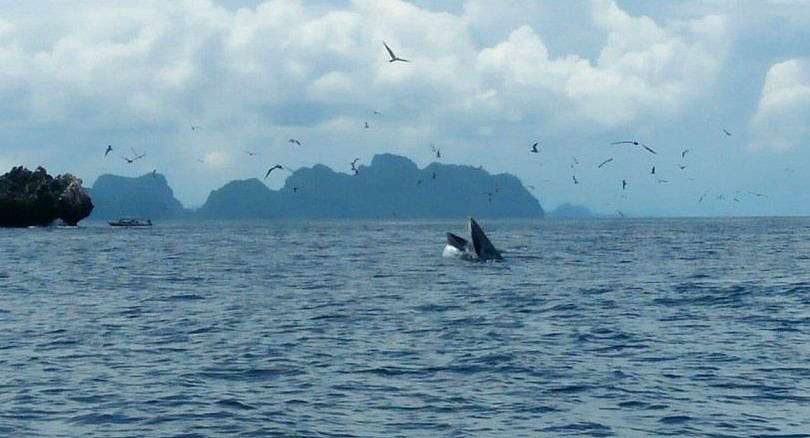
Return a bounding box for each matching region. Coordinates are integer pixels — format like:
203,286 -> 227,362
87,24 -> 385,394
101,41 -> 768,216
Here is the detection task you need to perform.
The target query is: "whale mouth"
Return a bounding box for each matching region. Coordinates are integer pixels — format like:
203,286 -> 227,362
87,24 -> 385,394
444,218 -> 503,261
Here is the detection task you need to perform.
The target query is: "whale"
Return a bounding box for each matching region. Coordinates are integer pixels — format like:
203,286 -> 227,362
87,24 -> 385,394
442,217 -> 503,261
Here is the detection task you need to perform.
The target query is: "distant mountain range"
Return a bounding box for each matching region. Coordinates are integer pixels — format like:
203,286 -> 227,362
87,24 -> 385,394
547,203 -> 595,219
89,153 -> 544,220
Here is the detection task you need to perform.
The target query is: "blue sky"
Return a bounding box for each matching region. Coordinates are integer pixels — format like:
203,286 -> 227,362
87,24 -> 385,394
1,0 -> 809,216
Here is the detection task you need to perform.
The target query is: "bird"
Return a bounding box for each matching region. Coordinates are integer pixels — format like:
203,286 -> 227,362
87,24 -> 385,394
121,156 -> 135,164
431,144 -> 441,158
651,166 -> 656,175
191,125 -> 200,131
151,169 -> 157,179
104,145 -> 113,157
679,165 -> 687,170
617,210 -> 625,218
432,171 -> 437,180
350,158 -> 360,175
699,192 -> 708,203
572,156 -> 580,166
747,191 -> 768,198
372,110 -> 383,116
656,179 -> 670,184
265,164 -> 284,179
722,128 -> 732,136
243,150 -> 257,156
611,140 -> 657,154
622,179 -> 628,190
572,175 -> 579,185
288,138 -> 302,146
681,149 -> 689,158
530,142 -> 539,153
383,41 -> 409,63
733,197 -> 741,202
482,192 -> 493,202
364,121 -> 370,129
130,147 -> 146,161
597,158 -> 613,168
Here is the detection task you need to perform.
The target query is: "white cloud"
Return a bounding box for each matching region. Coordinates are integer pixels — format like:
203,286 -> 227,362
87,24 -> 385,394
750,58 -> 810,151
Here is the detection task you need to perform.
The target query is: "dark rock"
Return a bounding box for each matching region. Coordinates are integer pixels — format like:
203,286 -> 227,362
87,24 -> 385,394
0,166 -> 94,227
87,172 -> 187,220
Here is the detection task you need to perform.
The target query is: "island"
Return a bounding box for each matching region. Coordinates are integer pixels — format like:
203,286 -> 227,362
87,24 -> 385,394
0,166 -> 94,227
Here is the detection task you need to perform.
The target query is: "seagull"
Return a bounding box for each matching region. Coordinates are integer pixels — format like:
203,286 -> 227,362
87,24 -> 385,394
622,179 -> 628,190
264,164 -> 284,179
243,150 -> 257,156
572,175 -> 579,185
431,144 -> 441,158
364,121 -> 370,129
681,149 -> 689,159
105,145 -> 113,157
350,158 -> 360,175
121,156 -> 135,164
679,165 -> 687,170
151,169 -> 157,179
288,138 -> 302,146
383,41 -> 409,63
372,110 -> 383,116
130,147 -> 146,161
611,140 -> 657,155
530,142 -> 539,153
597,158 -> 613,168
651,166 -> 656,175
722,128 -> 732,136
699,191 -> 708,203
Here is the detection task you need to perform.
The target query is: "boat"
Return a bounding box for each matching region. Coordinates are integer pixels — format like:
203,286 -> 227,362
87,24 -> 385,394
109,218 -> 152,227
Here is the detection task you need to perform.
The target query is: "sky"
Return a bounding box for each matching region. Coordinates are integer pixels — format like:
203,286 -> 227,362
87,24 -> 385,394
1,0 -> 810,216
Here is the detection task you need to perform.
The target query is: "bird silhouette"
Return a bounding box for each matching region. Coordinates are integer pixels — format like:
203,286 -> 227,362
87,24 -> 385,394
530,142 -> 539,153
264,164 -> 284,179
243,150 -> 257,156
681,149 -> 689,158
611,140 -> 657,154
383,41 -> 409,63
651,166 -> 656,175
350,158 -> 360,175
597,158 -> 613,168
722,129 -> 732,136
364,121 -> 370,129
622,179 -> 628,190
105,145 -> 113,157
288,138 -> 302,146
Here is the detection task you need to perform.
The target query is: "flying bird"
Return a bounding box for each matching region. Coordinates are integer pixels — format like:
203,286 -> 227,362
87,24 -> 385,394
105,145 -> 113,157
151,169 -> 157,179
431,144 -> 441,158
372,110 -> 382,116
191,125 -> 200,131
722,128 -> 732,136
530,142 -> 539,153
572,175 -> 579,185
679,165 -> 687,170
432,171 -> 437,180
681,149 -> 689,159
651,166 -> 656,175
597,158 -> 613,168
288,138 -> 302,146
383,41 -> 409,63
622,179 -> 628,190
611,140 -> 657,154
265,164 -> 284,179
130,147 -> 146,161
350,158 -> 360,175
364,121 -> 370,129
699,192 -> 708,203
243,150 -> 257,156
121,156 -> 134,164
617,210 -> 625,218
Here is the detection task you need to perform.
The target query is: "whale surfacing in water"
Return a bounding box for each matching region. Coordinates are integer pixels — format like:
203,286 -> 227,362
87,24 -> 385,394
443,217 -> 503,261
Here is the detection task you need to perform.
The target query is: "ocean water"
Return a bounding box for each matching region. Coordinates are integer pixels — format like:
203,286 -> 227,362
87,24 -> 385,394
1,218 -> 810,437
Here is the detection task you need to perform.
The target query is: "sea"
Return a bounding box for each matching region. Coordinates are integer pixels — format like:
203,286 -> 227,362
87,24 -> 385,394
1,218 -> 809,437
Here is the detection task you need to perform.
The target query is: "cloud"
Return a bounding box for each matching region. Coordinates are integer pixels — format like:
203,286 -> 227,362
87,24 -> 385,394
475,0 -> 728,128
750,59 -> 810,151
